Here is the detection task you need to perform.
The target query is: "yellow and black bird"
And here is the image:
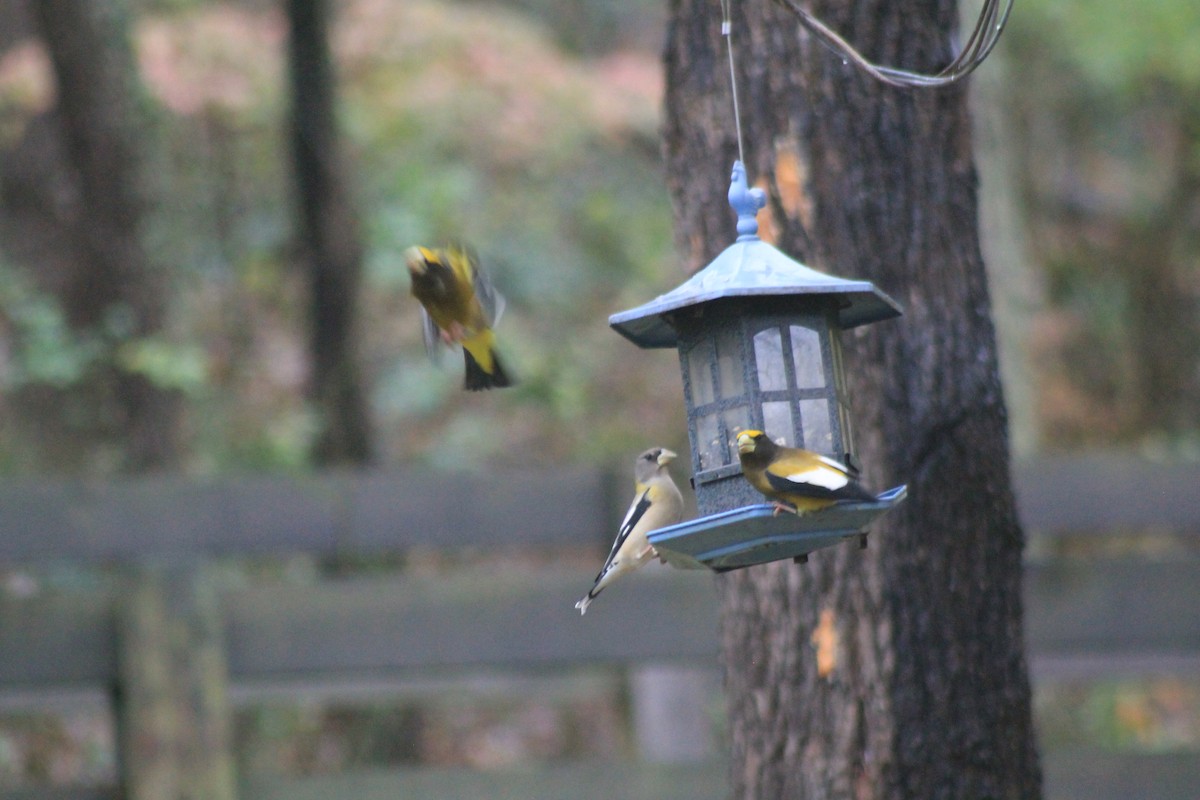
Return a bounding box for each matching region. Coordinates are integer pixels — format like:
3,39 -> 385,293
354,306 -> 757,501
576,447 -> 684,615
736,429 -> 874,515
404,244 -> 513,390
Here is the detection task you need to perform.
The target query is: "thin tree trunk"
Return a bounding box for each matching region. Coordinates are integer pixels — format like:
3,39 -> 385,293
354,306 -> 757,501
663,1 -> 1041,797
32,0 -> 181,472
286,0 -> 373,466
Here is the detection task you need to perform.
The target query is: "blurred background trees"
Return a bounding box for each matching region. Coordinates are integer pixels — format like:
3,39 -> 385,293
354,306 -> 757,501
0,0 -> 1197,792
285,0 -> 372,465
1007,0 -> 1200,448
0,0 -> 682,476
0,0 -> 1195,476
11,0 -> 182,472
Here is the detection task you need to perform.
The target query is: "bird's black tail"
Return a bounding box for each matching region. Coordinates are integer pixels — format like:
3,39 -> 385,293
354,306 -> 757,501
463,348 -> 513,391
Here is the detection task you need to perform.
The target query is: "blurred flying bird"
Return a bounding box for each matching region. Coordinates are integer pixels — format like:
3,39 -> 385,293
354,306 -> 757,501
576,447 -> 684,615
404,244 -> 513,390
736,429 -> 874,515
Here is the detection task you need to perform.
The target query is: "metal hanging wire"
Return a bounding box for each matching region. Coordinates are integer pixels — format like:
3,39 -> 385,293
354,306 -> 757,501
721,0 -> 747,163
771,0 -> 1014,88
719,0 -> 1009,176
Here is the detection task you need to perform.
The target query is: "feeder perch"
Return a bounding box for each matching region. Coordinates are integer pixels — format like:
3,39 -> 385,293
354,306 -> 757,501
609,161 -> 906,570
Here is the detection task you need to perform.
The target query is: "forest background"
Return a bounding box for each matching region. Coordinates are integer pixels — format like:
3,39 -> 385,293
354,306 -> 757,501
3,0 -> 1197,476
0,0 -> 1198,789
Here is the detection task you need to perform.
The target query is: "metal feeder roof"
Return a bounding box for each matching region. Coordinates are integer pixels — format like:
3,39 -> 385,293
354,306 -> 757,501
649,485 -> 907,572
609,161 -> 902,349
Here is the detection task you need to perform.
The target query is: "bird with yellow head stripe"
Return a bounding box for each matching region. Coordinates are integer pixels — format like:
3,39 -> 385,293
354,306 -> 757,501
405,244 -> 514,391
735,429 -> 874,515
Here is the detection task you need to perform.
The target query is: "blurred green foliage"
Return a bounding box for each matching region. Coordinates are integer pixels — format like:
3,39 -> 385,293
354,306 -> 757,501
0,0 -> 687,474
1036,677 -> 1200,752
0,265 -> 103,389
0,264 -> 206,394
1018,0 -> 1200,92
1008,0 -> 1200,448
4,0 -> 1196,469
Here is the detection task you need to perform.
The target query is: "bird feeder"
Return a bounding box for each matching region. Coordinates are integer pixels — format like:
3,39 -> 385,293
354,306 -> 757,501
609,161 -> 907,571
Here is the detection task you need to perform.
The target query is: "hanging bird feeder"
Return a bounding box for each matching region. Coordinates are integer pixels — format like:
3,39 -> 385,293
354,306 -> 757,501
609,161 -> 907,571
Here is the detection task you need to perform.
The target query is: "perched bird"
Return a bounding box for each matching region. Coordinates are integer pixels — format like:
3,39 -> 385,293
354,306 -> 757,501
736,429 -> 874,515
404,244 -> 513,390
575,447 -> 684,615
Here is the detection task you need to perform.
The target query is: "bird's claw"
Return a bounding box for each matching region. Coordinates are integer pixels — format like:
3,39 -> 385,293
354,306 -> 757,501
772,502 -> 801,517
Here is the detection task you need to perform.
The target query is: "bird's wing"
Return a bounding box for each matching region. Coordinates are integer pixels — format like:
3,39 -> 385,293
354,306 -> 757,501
443,244 -> 505,328
600,487 -> 652,565
815,453 -> 857,476
473,266 -> 505,327
765,456 -> 851,499
641,477 -> 684,529
463,249 -> 506,327
419,306 -> 443,363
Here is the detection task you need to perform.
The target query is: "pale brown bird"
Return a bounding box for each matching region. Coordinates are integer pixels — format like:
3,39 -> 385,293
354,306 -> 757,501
576,447 -> 684,614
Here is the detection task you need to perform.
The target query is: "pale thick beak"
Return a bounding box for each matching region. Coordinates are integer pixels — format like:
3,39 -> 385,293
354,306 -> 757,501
736,433 -> 755,454
657,448 -> 677,466
403,246 -> 428,275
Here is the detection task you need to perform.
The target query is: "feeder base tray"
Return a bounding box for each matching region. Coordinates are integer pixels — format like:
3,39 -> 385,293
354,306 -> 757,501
648,485 -> 907,572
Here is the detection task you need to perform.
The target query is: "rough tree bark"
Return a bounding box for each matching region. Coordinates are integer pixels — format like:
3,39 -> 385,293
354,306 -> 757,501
31,0 -> 181,472
663,1 -> 1041,797
286,0 -> 373,465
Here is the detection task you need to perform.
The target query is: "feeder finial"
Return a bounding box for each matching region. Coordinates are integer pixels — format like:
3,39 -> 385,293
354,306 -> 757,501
728,160 -> 766,241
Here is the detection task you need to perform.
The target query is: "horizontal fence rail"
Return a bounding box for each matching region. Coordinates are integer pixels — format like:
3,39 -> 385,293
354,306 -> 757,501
0,467 -> 615,563
2,454 -> 1197,563
1,453 -> 1198,800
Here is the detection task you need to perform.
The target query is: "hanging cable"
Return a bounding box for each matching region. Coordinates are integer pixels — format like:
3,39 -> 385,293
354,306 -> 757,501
721,0 -> 747,163
771,0 -> 1013,88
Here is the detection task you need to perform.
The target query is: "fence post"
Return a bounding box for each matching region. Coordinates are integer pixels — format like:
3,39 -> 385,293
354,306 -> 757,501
115,563 -> 236,800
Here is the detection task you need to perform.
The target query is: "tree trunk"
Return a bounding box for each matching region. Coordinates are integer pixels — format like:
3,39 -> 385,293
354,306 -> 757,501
663,1 -> 1041,797
32,0 -> 181,472
286,0 -> 373,466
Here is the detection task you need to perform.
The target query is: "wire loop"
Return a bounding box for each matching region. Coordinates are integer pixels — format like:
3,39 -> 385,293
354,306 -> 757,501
772,0 -> 1013,88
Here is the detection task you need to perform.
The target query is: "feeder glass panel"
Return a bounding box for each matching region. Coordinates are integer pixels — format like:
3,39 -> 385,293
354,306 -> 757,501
831,335 -> 853,456
685,326 -> 753,473
753,328 -> 787,391
695,412 -> 720,471
762,401 -> 794,446
799,398 -> 833,453
715,328 -> 744,398
747,318 -> 841,459
687,343 -> 715,405
790,326 -> 824,388
690,403 -> 752,471
722,405 -> 753,448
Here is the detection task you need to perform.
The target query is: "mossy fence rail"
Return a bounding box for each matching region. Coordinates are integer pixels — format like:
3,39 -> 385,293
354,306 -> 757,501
1,453 -> 1198,800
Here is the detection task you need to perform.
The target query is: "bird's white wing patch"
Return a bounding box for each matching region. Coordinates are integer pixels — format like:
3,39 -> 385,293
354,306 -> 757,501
603,489 -> 651,565
816,454 -> 853,473
618,489 -> 647,534
784,465 -> 849,491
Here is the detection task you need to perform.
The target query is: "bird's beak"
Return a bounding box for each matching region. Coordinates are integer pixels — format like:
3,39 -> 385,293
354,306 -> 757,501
657,449 -> 677,466
736,432 -> 755,453
404,246 -> 428,275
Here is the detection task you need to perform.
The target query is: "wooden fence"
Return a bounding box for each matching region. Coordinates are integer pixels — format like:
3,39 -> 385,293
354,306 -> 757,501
0,454 -> 1198,799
